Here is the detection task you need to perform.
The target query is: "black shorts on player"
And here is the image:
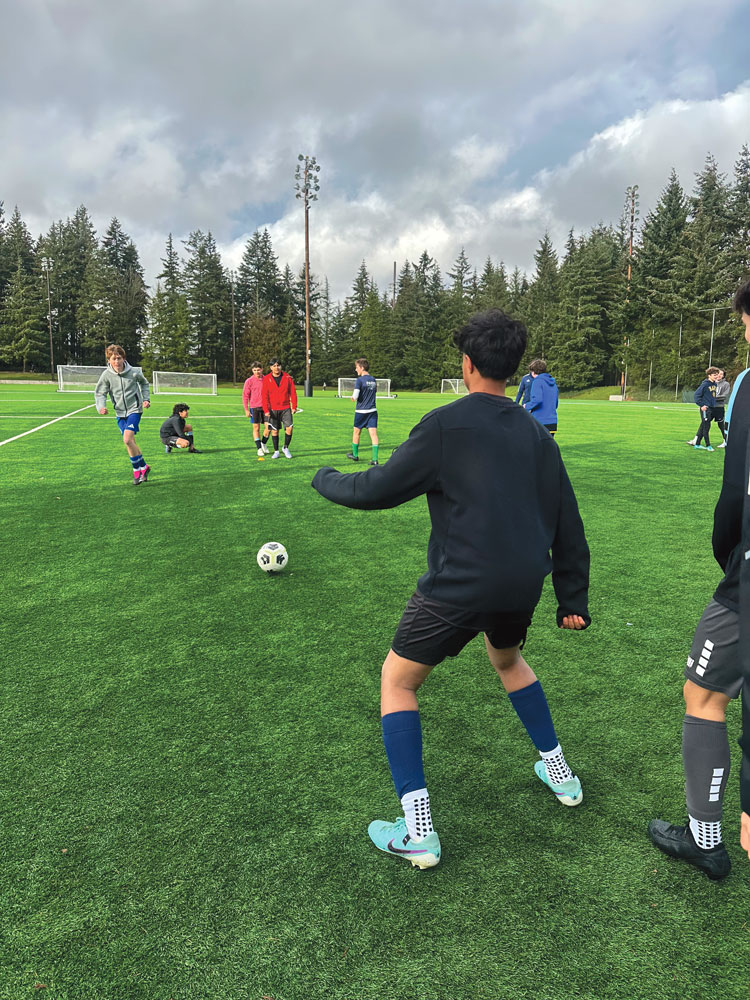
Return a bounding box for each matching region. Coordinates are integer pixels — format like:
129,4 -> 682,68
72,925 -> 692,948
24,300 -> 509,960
392,591 -> 531,666
251,406 -> 265,425
267,408 -> 293,431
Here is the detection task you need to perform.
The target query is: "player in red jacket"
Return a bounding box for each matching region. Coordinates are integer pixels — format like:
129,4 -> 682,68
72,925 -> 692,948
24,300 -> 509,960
262,358 -> 299,459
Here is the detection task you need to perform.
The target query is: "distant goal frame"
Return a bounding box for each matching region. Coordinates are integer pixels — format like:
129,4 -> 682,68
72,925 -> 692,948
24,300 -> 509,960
337,377 -> 394,398
152,371 -> 218,395
57,365 -> 109,392
440,378 -> 467,395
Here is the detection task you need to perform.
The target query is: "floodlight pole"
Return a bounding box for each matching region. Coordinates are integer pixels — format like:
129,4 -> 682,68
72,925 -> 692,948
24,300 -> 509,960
41,257 -> 54,378
295,154 -> 321,398
621,185 -> 639,400
229,271 -> 237,385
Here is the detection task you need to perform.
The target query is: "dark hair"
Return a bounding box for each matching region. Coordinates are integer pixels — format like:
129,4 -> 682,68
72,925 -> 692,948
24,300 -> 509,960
356,358 -> 369,370
269,358 -> 281,366
529,359 -> 547,374
251,361 -> 262,370
452,310 -> 527,381
172,402 -> 189,415
733,279 -> 750,316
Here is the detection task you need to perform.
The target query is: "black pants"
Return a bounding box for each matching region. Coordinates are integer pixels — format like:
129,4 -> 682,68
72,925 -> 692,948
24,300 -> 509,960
713,406 -> 727,442
695,408 -> 713,446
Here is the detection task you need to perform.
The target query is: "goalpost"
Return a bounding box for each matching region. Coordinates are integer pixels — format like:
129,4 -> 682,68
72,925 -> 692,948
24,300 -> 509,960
57,365 -> 108,392
337,378 -> 393,398
152,371 -> 218,395
441,378 -> 467,394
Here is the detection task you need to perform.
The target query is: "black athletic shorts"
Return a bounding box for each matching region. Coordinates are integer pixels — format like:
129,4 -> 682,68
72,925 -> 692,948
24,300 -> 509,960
392,590 -> 531,667
267,408 -> 293,430
250,407 -> 265,425
544,423 -> 557,435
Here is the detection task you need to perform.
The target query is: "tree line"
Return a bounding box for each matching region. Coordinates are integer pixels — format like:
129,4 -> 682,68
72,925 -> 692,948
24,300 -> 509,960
1,146 -> 749,391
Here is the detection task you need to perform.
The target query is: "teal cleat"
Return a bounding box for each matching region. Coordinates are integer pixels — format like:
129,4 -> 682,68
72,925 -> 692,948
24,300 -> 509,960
367,816 -> 441,869
694,444 -> 707,450
534,760 -> 583,806
705,446 -> 715,452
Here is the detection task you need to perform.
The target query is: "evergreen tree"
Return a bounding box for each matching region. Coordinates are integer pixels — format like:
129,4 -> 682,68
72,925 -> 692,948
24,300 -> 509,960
101,219 -> 148,358
182,231 -> 232,375
525,232 -> 560,362
236,229 -> 285,322
477,258 -> 510,312
0,262 -> 48,371
729,144 -> 750,278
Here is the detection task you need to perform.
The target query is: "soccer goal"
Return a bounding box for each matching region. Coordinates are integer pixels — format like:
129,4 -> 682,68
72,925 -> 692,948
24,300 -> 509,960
441,378 -> 467,394
152,371 -> 218,395
337,378 -> 393,398
57,365 -> 108,392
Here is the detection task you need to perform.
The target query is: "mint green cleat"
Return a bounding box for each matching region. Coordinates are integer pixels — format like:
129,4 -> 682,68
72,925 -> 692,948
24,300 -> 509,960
367,816 -> 441,869
534,760 -> 583,806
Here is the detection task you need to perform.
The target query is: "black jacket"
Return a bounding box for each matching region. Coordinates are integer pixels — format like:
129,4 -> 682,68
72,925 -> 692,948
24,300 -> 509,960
312,393 -> 590,624
160,414 -> 186,442
739,412 -> 750,813
713,372 -> 750,611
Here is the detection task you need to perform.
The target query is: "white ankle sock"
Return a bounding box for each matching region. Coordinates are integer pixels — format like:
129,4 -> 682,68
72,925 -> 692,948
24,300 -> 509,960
539,744 -> 574,784
689,816 -> 722,850
401,788 -> 433,841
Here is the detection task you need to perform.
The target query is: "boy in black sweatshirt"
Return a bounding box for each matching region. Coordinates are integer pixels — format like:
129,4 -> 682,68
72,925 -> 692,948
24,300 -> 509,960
688,367 -> 720,450
312,309 -> 590,868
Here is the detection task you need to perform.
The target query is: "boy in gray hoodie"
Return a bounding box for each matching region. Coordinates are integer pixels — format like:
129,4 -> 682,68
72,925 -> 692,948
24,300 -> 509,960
94,344 -> 152,484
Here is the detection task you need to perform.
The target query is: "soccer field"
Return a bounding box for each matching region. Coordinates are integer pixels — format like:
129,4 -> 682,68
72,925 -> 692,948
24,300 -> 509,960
1,384 -> 748,1000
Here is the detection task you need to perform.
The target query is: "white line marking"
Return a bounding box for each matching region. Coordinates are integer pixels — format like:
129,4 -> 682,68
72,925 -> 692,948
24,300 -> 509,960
0,404 -> 96,446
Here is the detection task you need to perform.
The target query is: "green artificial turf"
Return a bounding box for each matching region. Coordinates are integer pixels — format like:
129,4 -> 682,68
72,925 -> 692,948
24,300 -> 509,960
1,386 -> 749,999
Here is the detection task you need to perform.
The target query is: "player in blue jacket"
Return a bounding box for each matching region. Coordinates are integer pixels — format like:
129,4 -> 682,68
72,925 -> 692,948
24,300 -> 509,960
526,359 -> 559,435
515,369 -> 533,407
688,368 -> 720,451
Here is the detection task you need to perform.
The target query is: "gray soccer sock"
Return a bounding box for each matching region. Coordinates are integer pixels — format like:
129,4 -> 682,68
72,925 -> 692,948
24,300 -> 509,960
682,714 -> 730,824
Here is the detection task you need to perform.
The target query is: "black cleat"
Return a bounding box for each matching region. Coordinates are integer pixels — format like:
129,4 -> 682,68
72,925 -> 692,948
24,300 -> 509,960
648,819 -> 731,881
370,460 -> 379,466
165,445 -> 172,453
189,448 -> 202,453
346,453 -> 359,461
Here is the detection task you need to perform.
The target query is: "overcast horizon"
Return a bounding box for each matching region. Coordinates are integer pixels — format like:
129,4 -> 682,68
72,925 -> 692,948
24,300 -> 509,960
2,0 -> 749,302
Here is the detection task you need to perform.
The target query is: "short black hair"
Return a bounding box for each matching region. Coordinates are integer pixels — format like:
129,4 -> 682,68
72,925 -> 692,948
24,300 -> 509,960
172,402 -> 189,415
733,279 -> 750,316
452,309 -> 527,381
269,358 -> 281,366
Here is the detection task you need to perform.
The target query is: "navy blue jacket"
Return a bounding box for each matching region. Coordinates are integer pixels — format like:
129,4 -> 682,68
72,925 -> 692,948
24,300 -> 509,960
527,372 -> 559,426
515,373 -> 533,406
694,379 -> 717,409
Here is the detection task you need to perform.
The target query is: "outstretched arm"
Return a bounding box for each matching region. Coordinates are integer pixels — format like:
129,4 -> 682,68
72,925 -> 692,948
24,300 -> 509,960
313,415 -> 440,510
550,457 -> 591,628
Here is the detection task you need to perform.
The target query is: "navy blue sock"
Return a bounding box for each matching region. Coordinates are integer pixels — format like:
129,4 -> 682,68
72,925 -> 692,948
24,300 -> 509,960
508,680 -> 558,753
381,710 -> 426,799
129,455 -> 139,468
134,454 -> 146,469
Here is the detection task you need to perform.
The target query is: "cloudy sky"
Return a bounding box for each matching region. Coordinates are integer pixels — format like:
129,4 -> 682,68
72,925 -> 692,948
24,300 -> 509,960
3,0 -> 749,300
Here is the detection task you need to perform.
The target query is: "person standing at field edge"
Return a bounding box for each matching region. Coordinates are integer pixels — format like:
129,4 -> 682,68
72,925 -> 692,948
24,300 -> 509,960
262,358 -> 298,459
650,279 -> 750,879
687,367 -> 720,451
243,362 -> 271,461
346,358 -> 380,466
94,344 -> 151,484
313,309 -> 590,870
713,368 -> 731,448
526,359 -> 559,436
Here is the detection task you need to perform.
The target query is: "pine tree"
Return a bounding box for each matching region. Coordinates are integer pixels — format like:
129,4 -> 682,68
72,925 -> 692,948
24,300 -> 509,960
182,231 -> 232,375
0,262 -> 49,372
525,233 -> 560,362
729,144 -> 750,278
237,229 -> 284,323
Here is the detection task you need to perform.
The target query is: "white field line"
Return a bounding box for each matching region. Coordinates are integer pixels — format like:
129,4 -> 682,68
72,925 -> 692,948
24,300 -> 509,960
0,404 -> 96,446
0,414 -> 250,419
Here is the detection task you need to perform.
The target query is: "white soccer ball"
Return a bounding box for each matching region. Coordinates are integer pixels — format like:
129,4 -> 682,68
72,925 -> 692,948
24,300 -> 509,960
257,541 -> 288,573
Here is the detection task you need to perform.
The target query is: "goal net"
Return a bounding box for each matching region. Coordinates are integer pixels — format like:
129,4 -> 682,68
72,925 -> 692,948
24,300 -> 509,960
441,378 -> 467,394
152,371 -> 217,395
337,378 -> 393,398
57,365 -> 108,392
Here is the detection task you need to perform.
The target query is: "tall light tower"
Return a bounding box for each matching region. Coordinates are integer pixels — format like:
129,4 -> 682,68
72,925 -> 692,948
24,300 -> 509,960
40,257 -> 55,378
621,184 -> 640,399
295,154 -> 320,397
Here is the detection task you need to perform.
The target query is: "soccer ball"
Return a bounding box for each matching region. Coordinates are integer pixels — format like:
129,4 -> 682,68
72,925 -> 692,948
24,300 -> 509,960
257,541 -> 288,573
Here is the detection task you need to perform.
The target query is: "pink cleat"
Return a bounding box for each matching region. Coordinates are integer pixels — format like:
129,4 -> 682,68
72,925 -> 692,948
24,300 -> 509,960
139,465 -> 151,483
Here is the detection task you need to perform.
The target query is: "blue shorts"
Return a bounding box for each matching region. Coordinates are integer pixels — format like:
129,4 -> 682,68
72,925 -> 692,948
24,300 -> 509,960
117,413 -> 141,435
354,410 -> 378,430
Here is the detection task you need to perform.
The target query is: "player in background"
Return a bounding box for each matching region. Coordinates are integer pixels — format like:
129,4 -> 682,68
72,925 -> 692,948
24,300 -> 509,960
94,344 -> 151,484
515,367 -> 533,407
243,363 -> 270,461
346,358 -> 380,466
650,280 -> 750,879
687,367 -> 720,450
313,310 -> 590,870
713,368 -> 731,449
262,358 -> 298,459
160,403 -> 201,453
526,359 -> 559,436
